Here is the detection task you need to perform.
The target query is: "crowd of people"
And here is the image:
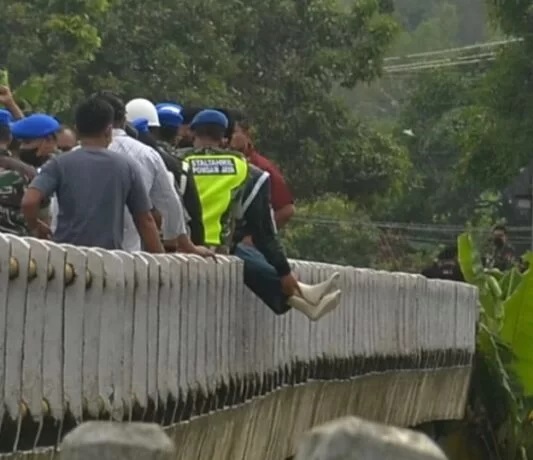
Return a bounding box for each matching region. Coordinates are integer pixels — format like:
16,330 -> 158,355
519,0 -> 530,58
0,86 -> 342,321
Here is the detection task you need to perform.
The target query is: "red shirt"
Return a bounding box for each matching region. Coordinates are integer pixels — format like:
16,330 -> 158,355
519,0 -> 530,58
248,149 -> 294,211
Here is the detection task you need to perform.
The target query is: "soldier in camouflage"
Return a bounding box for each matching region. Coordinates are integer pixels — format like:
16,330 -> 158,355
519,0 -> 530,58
9,114 -> 60,238
0,110 -> 38,235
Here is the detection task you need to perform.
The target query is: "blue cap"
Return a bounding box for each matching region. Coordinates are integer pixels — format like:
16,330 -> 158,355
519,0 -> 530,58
157,106 -> 184,128
0,109 -> 13,127
190,109 -> 228,129
156,102 -> 182,111
11,114 -> 60,140
132,118 -> 150,134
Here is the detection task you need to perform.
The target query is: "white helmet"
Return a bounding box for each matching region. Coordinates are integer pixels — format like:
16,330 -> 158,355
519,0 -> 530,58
125,98 -> 160,127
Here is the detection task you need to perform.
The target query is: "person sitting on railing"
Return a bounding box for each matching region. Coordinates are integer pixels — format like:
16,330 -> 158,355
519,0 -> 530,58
183,109 -> 341,320
21,96 -> 164,252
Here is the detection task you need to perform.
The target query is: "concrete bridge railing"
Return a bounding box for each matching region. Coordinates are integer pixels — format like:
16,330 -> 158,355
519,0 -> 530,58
0,233 -> 478,459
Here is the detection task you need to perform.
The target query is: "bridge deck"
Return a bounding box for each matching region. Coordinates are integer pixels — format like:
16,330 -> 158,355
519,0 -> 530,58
0,234 -> 478,459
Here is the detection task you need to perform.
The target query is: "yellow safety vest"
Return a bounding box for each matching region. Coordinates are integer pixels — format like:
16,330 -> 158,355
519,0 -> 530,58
185,152 -> 249,247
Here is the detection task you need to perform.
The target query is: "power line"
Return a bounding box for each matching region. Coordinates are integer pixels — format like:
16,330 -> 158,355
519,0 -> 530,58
384,38 -> 522,63
291,216 -> 533,234
381,38 -> 522,74
384,51 -> 496,72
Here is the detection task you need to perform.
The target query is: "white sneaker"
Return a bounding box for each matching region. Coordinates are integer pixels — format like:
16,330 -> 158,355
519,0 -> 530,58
288,289 -> 342,321
297,272 -> 340,305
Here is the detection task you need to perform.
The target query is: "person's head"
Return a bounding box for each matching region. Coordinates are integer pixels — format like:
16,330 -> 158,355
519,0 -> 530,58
125,99 -> 160,134
492,225 -> 508,247
92,91 -> 126,128
74,96 -> 114,148
10,114 -> 60,167
0,109 -> 13,149
56,125 -> 77,152
190,109 -> 229,148
157,105 -> 183,144
437,245 -> 458,263
179,107 -> 202,148
222,109 -> 254,155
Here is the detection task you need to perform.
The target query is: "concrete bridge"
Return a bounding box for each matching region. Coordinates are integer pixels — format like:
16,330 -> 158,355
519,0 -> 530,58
0,234 -> 478,459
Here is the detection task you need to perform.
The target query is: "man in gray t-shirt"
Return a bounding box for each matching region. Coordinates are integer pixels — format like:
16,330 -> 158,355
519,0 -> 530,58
22,97 -> 163,253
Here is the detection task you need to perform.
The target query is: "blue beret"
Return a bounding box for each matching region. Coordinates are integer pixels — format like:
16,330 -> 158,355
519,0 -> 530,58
132,118 -> 150,134
157,106 -> 183,128
0,109 -> 13,127
11,114 -> 60,140
190,109 -> 228,129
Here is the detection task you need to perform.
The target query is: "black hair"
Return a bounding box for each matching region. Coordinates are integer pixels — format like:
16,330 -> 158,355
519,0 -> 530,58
92,90 -> 126,123
75,96 -> 114,137
159,124 -> 179,143
192,124 -> 226,141
213,108 -> 236,139
493,224 -> 507,234
181,107 -> 203,125
0,124 -> 11,144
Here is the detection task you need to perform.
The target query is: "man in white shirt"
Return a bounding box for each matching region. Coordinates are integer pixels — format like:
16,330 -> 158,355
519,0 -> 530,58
93,91 -> 212,257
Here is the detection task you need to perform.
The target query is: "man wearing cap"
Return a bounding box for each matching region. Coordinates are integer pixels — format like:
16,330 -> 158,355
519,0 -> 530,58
10,113 -> 62,236
11,113 -> 60,168
95,92 -> 212,257
184,109 -> 341,321
154,103 -> 204,245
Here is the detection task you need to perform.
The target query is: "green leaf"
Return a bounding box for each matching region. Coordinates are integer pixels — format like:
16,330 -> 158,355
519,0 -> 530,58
501,266 -> 533,397
458,232 -> 485,284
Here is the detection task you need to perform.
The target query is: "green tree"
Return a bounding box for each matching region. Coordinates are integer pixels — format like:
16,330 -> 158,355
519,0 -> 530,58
2,0 -> 408,206
0,0 -> 110,115
282,195 -> 380,267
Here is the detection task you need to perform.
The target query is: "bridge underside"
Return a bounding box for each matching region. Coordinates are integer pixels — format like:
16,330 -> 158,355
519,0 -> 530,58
0,235 -> 478,459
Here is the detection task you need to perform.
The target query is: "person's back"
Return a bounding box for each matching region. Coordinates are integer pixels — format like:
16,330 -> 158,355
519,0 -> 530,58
22,95 -> 162,253
50,147 -> 141,249
180,110 -> 249,251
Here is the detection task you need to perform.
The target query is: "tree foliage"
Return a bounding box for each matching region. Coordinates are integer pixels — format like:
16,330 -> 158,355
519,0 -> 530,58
0,0 -> 410,204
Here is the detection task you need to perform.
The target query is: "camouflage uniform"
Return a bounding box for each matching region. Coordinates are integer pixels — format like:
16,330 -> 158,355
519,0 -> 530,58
0,150 -> 37,236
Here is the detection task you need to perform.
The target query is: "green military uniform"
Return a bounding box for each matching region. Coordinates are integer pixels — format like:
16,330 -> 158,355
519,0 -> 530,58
0,150 -> 37,236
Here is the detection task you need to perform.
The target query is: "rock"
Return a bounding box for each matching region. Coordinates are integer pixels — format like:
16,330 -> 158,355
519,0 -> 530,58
60,422 -> 175,460
294,416 -> 448,460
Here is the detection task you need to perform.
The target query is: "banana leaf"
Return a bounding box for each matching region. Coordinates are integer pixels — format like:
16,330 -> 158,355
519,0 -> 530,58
458,233 -> 485,284
500,267 -> 523,301
501,266 -> 533,397
458,233 -> 503,323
